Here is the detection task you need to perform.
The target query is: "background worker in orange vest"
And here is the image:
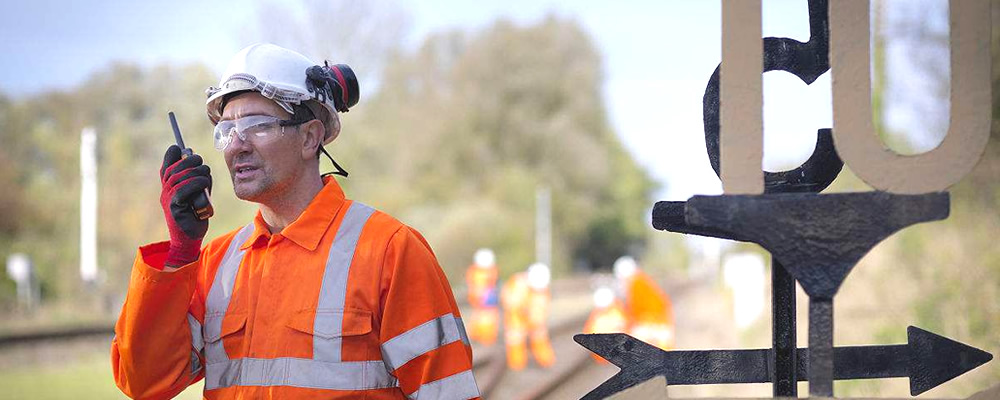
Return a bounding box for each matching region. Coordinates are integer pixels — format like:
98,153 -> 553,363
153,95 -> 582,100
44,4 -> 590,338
613,256 -> 675,350
500,262 -> 556,370
465,248 -> 499,345
582,286 -> 627,364
110,43 -> 479,400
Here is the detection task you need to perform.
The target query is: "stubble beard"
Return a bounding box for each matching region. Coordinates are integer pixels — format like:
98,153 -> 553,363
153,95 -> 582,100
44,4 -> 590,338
231,171 -> 275,203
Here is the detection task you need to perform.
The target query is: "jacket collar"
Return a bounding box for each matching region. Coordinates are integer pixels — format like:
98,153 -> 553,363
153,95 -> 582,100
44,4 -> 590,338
240,176 -> 347,251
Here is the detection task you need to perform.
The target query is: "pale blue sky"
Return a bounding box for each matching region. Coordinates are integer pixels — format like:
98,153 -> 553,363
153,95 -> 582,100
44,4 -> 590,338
1,0 -> 945,200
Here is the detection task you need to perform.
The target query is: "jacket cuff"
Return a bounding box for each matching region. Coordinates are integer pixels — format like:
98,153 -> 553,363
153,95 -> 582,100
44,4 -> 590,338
138,241 -> 198,275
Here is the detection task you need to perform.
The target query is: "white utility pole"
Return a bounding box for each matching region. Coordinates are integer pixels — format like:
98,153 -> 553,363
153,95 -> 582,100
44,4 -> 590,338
80,127 -> 98,283
535,185 -> 551,267
6,253 -> 35,309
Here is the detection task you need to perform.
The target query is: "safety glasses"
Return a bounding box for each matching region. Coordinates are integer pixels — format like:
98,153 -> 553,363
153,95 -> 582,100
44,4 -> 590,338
213,115 -> 306,151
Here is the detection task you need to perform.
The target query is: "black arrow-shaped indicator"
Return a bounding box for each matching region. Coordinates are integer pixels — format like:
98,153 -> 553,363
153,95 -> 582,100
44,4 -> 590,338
575,326 -> 992,399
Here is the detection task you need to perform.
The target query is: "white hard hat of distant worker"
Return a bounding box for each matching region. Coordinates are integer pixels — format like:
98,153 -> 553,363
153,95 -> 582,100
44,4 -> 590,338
613,256 -> 638,281
527,262 -> 551,290
206,43 -> 359,150
593,286 -> 615,308
474,248 -> 496,268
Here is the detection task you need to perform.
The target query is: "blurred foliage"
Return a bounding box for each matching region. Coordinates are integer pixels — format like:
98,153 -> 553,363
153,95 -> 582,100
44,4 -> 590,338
316,16 -> 657,279
248,2 -> 657,278
0,63 -> 248,312
0,15 -> 655,315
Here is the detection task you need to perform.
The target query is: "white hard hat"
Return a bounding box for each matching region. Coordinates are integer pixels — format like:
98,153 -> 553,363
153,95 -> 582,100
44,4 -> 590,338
474,248 -> 495,268
613,256 -> 638,281
206,43 -> 360,145
527,262 -> 551,290
593,286 -> 615,308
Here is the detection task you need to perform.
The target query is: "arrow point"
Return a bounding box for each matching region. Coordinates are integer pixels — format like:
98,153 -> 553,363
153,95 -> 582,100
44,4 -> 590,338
574,333 -> 667,369
573,333 -> 625,359
907,326 -> 993,396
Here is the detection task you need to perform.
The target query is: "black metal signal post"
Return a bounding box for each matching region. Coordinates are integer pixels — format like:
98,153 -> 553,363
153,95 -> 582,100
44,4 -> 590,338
771,260 -> 797,396
574,0 -> 993,398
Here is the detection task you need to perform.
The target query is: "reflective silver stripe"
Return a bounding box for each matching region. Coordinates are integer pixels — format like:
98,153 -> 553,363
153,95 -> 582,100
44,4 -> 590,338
314,202 -> 375,362
455,317 -> 470,346
197,205 -> 400,392
203,223 -> 254,364
382,313 -> 465,371
407,370 -> 480,400
190,350 -> 203,376
188,313 -> 204,353
188,313 -> 205,375
204,357 -> 397,390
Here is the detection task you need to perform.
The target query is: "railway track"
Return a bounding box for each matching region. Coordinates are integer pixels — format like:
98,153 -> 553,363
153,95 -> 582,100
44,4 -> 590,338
2,275 -> 693,399
474,312 -> 591,399
474,276 -> 701,400
0,323 -> 114,348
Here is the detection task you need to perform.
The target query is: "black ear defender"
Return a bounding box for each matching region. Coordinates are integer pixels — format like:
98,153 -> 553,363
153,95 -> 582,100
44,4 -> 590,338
306,62 -> 360,112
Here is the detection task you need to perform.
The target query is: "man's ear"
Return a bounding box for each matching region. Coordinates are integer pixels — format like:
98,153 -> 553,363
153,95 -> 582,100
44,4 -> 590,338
300,120 -> 325,160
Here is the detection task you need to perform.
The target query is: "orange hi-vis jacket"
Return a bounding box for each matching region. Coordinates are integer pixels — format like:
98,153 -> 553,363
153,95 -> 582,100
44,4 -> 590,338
624,270 -> 673,327
500,273 -> 549,333
583,300 -> 627,364
584,301 -> 627,336
112,178 -> 480,399
465,264 -> 497,308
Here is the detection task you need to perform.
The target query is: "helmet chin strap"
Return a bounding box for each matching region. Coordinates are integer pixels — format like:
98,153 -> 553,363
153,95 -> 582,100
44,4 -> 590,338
319,145 -> 349,177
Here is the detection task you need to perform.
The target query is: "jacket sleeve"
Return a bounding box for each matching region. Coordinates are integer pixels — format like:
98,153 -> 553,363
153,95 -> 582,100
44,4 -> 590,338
378,227 -> 481,400
111,241 -> 205,400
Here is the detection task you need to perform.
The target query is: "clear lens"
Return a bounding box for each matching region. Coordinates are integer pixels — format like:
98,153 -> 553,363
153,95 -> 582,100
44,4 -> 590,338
242,118 -> 279,138
213,115 -> 285,151
214,122 -> 235,150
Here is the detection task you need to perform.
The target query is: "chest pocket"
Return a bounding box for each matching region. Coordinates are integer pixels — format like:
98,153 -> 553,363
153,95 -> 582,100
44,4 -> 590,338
286,308 -> 373,362
203,312 -> 248,364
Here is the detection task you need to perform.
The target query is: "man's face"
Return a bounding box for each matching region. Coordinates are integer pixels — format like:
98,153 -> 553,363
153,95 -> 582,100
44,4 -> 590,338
220,92 -> 303,203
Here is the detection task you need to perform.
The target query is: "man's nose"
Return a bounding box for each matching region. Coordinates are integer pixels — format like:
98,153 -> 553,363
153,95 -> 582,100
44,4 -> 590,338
227,131 -> 253,153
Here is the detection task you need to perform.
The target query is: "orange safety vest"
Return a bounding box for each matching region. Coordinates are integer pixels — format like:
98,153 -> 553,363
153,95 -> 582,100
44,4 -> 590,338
583,301 -> 627,363
499,273 -> 551,329
465,264 -> 498,308
111,177 -> 480,399
500,273 -> 555,369
624,271 -> 673,327
584,301 -> 627,335
623,270 -> 674,350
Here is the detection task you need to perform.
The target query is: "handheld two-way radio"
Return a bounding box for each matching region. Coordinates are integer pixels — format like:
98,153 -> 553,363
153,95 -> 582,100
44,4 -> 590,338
168,112 -> 214,220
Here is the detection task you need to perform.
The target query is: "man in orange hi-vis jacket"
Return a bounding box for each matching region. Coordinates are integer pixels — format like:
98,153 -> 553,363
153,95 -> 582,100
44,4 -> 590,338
613,256 -> 675,350
111,43 -> 479,400
465,248 -> 499,345
500,262 -> 556,370
583,286 -> 627,363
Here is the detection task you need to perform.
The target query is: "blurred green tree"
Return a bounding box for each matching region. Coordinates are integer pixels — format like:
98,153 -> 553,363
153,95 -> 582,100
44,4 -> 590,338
0,15 -> 656,314
250,1 -> 656,279
335,17 -> 657,278
0,63 -> 255,315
